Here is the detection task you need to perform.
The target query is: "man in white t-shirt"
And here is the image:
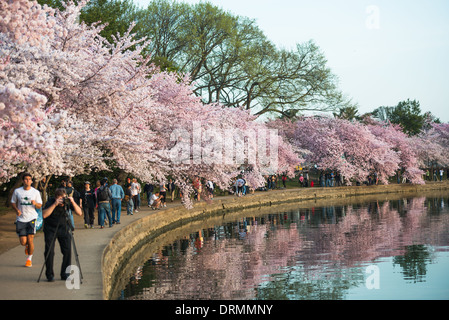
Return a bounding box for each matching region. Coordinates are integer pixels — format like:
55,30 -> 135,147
131,178 -> 141,212
11,173 -> 43,267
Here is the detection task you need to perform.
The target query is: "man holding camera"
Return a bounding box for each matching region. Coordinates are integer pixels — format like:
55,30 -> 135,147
42,188 -> 82,282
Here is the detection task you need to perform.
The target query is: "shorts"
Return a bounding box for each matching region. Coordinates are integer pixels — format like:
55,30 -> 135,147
16,220 -> 36,237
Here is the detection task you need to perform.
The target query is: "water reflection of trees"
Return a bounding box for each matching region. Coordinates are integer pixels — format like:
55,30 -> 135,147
123,195 -> 449,300
393,245 -> 432,283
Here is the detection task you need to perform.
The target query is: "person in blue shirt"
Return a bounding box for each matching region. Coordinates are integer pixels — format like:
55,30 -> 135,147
109,179 -> 125,224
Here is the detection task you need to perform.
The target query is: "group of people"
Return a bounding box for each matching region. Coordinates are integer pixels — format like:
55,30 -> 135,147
9,173 -> 182,282
318,171 -> 342,187
266,175 -> 282,190
86,177 -> 178,226
192,177 -> 215,201
57,177 -> 180,228
425,168 -> 449,182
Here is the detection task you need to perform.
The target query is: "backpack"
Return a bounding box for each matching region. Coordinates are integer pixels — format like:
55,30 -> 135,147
97,186 -> 109,202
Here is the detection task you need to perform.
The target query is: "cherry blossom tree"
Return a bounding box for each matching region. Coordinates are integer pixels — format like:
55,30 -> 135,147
271,117 -> 401,184
269,116 -> 428,185
365,121 -> 424,184
415,123 -> 449,172
1,0 -> 299,207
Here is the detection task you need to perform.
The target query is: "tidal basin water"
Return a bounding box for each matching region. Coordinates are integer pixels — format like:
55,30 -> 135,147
122,193 -> 449,300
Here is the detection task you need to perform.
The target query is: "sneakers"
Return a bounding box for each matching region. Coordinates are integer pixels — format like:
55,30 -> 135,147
25,259 -> 32,267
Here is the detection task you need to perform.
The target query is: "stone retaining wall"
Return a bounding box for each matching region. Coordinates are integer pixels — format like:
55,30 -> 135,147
102,182 -> 449,299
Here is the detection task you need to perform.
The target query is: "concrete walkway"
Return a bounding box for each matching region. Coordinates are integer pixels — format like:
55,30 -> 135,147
0,202 -> 175,300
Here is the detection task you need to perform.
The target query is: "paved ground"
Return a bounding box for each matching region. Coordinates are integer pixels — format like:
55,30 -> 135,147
0,201 -> 179,300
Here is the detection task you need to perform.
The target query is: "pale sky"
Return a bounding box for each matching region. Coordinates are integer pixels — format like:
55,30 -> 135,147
133,0 -> 449,122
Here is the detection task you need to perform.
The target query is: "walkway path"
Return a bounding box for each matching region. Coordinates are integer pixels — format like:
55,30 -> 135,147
0,200 -> 181,300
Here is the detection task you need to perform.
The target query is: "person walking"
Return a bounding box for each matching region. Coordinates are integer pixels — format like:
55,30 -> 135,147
96,178 -> 113,228
131,178 -> 140,213
159,182 -> 167,207
206,180 -> 214,199
42,188 -> 82,281
109,179 -> 124,224
192,177 -> 201,201
325,172 -> 331,187
64,180 -> 79,229
167,179 -> 176,202
136,179 -> 142,210
94,180 -> 101,225
125,184 -> 134,215
81,181 -> 95,229
267,175 -> 272,190
10,173 -> 43,267
144,182 -> 154,207
319,171 -> 325,187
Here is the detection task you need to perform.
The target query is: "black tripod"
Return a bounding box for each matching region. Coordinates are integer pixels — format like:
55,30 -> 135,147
37,205 -> 83,284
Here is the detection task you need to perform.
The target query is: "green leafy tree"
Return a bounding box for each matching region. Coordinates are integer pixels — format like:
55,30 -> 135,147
80,0 -> 138,43
390,99 -> 426,136
37,0 -> 139,44
137,0 -> 348,118
373,99 -> 439,136
38,0 -> 349,119
333,105 -> 360,121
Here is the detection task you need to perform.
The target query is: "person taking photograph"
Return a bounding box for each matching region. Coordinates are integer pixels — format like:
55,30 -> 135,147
42,188 -> 82,281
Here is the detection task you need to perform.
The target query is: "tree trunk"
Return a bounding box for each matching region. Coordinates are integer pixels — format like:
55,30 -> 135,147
5,172 -> 25,207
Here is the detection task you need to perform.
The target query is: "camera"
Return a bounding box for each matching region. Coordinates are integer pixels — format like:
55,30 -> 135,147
63,196 -> 71,206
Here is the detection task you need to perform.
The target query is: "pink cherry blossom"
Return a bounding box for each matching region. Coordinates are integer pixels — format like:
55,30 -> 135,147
0,1 -> 300,208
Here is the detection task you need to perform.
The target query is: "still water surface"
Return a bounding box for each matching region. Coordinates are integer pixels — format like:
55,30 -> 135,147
122,193 -> 449,300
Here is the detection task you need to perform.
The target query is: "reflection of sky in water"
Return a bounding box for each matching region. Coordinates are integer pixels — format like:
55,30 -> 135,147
123,194 -> 449,300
